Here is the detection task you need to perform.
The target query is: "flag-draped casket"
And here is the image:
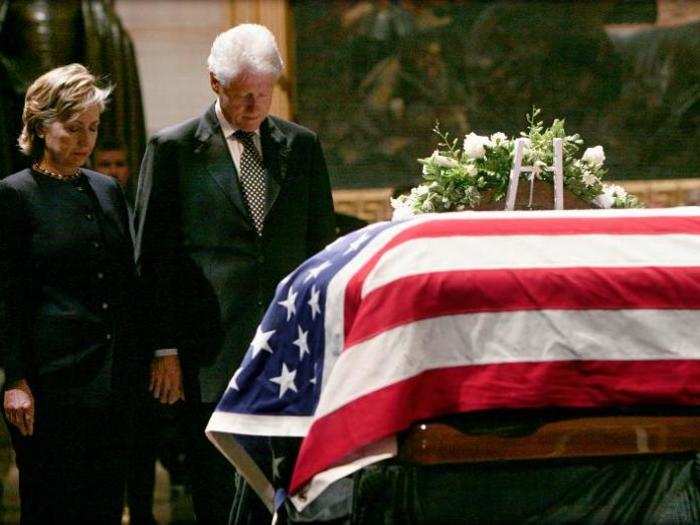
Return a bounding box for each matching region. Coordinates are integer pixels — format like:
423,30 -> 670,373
206,207 -> 700,511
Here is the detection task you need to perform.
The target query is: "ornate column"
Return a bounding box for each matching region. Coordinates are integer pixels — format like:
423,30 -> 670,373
229,0 -> 294,120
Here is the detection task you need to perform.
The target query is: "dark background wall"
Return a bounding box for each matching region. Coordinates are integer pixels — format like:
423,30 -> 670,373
293,0 -> 700,189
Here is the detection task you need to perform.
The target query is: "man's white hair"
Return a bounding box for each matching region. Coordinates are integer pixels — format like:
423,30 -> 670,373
207,23 -> 284,85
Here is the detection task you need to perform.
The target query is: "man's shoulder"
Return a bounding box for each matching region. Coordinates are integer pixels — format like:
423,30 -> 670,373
268,115 -> 318,142
150,116 -> 201,143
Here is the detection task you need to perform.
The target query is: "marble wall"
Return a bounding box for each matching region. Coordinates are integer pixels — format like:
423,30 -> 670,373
114,0 -> 230,136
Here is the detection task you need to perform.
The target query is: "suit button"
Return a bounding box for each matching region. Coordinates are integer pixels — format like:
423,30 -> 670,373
101,302 -> 109,310
85,213 -> 94,221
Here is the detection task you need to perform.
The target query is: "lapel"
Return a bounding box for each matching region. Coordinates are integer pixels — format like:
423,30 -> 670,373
260,116 -> 291,218
194,105 -> 253,226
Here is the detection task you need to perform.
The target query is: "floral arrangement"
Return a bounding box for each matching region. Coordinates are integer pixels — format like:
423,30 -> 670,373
392,109 -> 641,219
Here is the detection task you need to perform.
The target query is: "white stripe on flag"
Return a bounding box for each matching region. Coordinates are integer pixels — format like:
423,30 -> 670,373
315,308 -> 700,419
206,411 -> 312,437
322,220 -> 419,387
364,234 -> 700,297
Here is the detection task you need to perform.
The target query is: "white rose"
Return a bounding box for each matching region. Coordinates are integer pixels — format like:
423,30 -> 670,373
463,132 -> 492,159
490,132 -> 508,144
582,145 -> 606,168
593,192 -> 614,209
593,184 -> 626,208
608,184 -> 627,197
391,203 -> 415,221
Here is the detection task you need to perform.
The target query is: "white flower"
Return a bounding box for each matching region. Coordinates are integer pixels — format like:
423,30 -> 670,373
580,168 -> 599,187
391,202 -> 415,221
412,185 -> 430,197
463,132 -> 492,159
490,132 -> 508,144
582,145 -> 606,168
593,192 -> 614,209
608,184 -> 627,197
593,184 -> 627,209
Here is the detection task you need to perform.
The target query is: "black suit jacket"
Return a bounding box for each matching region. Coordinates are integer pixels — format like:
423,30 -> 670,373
0,168 -> 147,403
134,106 -> 335,402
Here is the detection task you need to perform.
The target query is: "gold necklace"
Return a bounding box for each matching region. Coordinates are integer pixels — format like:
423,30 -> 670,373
32,162 -> 81,181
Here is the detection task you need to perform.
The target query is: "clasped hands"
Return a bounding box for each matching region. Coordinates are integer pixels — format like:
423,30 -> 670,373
150,354 -> 185,404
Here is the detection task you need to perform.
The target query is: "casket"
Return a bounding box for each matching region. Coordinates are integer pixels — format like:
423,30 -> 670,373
207,207 -> 700,523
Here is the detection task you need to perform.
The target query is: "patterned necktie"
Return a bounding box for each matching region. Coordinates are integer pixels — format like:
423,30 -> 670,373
234,129 -> 266,234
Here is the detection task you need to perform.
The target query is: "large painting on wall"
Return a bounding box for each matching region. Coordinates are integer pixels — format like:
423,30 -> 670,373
293,1 -> 700,189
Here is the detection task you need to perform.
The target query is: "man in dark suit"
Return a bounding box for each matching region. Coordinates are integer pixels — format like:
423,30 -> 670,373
133,23 -> 336,523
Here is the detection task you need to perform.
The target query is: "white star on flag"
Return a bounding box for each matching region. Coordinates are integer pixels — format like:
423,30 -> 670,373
344,232 -> 369,255
250,326 -> 275,357
308,285 -> 321,320
277,286 -> 298,321
304,261 -> 331,283
293,325 -> 310,360
310,362 -> 318,385
228,367 -> 243,390
270,363 -> 298,398
272,455 -> 285,479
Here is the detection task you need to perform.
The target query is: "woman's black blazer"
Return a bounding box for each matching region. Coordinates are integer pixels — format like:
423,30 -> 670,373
0,168 -> 147,403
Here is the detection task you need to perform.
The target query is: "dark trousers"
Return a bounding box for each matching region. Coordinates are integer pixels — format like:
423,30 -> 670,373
8,400 -> 128,524
188,401 -> 237,523
126,396 -> 158,525
187,401 -> 270,524
126,398 -> 189,524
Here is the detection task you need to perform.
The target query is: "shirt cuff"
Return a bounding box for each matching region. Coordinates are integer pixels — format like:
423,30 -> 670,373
154,348 -> 179,357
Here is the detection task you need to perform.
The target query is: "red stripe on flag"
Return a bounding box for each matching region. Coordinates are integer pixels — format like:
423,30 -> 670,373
289,359 -> 700,493
344,216 -> 700,343
345,266 -> 700,347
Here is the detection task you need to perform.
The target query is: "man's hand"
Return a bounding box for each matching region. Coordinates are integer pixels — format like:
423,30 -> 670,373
4,379 -> 35,436
150,355 -> 185,404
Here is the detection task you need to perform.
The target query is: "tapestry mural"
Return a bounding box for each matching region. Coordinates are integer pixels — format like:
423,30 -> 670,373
294,1 -> 700,189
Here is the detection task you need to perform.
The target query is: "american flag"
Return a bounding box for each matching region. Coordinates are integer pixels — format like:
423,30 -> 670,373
207,207 -> 700,511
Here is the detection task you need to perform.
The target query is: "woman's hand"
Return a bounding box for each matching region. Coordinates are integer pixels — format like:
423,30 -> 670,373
150,355 -> 185,404
4,379 -> 35,436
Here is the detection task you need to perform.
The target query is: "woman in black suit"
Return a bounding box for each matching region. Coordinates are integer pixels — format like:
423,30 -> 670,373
0,63 -> 149,524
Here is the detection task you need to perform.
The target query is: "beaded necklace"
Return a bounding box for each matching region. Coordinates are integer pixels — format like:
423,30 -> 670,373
32,162 -> 81,181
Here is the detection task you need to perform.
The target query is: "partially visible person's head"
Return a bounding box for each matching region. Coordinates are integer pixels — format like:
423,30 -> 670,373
207,24 -> 283,131
19,63 -> 111,171
94,141 -> 129,187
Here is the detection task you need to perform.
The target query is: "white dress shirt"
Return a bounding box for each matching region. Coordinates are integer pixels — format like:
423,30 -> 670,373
214,98 -> 263,174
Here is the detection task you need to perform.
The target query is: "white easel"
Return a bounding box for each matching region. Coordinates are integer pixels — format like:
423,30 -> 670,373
504,138 -> 564,210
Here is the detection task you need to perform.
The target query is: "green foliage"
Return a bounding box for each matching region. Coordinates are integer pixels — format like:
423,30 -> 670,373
391,108 -> 642,218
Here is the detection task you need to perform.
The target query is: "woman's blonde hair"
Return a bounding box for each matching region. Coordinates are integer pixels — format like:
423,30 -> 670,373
18,63 -> 112,159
